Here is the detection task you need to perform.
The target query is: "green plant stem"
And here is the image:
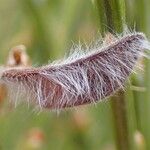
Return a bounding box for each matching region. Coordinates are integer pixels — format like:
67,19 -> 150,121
21,0 -> 52,64
135,0 -> 150,149
59,0 -> 89,56
143,0 -> 150,148
111,91 -> 130,150
96,0 -> 125,34
96,0 -> 130,150
96,0 -> 106,35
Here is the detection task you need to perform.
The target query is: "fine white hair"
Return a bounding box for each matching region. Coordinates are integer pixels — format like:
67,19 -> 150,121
0,31 -> 150,110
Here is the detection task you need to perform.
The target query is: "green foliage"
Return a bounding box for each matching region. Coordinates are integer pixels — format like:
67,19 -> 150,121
0,0 -> 150,150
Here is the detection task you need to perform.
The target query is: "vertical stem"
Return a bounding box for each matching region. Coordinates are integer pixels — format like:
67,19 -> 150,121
130,0 -> 150,149
136,0 -> 150,149
111,91 -> 130,150
95,0 -> 130,150
143,0 -> 150,148
96,0 -> 107,35
96,0 -> 125,34
21,0 -> 52,64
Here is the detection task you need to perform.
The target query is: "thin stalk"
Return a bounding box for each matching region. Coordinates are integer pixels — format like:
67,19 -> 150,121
131,74 -> 144,130
21,0 -> 52,64
111,91 -> 130,150
96,0 -> 125,34
130,0 -> 150,149
58,0 -> 89,56
143,0 -> 150,149
95,0 -> 107,35
95,0 -> 130,150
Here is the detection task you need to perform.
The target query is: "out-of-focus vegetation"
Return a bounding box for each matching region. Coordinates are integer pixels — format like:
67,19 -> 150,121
0,0 -> 150,150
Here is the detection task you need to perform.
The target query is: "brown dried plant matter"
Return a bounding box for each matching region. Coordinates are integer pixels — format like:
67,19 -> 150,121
7,45 -> 31,67
0,45 -> 30,105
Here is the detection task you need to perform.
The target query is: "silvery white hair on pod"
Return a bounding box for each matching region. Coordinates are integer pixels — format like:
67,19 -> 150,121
0,31 -> 150,110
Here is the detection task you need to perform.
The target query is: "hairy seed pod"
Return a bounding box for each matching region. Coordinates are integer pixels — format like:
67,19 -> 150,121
0,32 -> 150,110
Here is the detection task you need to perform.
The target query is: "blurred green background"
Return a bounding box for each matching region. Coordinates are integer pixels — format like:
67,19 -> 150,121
0,0 -> 150,150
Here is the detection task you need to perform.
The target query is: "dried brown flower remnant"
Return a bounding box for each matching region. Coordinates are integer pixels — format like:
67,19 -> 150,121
0,45 -> 31,106
7,45 -> 30,67
0,32 -> 150,110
